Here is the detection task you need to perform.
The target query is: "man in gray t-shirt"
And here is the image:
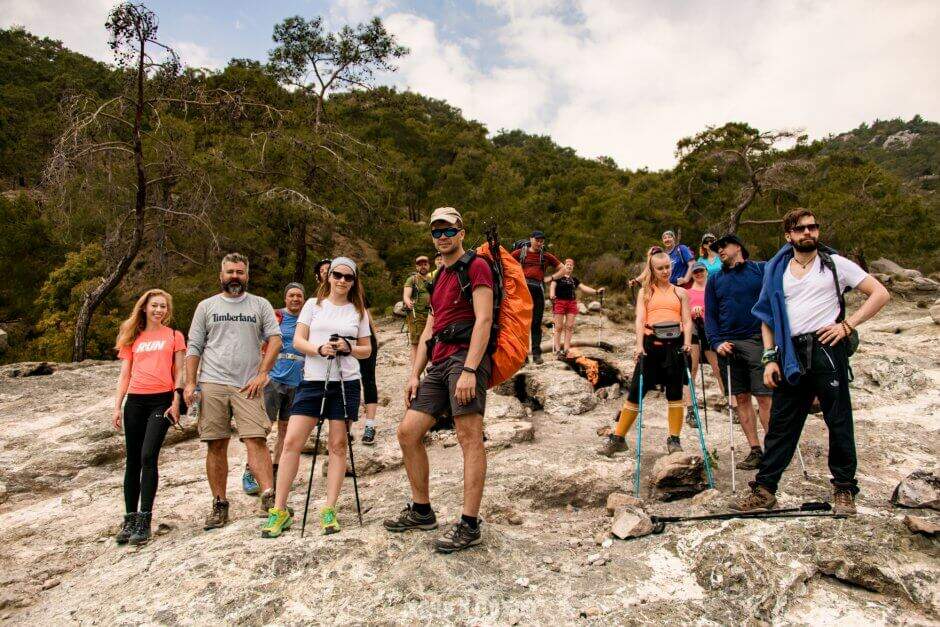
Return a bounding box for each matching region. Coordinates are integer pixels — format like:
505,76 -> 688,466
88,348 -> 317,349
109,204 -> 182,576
185,253 -> 283,529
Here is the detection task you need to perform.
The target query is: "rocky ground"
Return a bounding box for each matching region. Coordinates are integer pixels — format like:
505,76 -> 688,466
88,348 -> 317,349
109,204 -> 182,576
0,296 -> 938,625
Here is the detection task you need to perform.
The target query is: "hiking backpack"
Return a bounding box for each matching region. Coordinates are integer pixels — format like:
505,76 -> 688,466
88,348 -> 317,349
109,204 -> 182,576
818,249 -> 860,357
429,228 -> 533,387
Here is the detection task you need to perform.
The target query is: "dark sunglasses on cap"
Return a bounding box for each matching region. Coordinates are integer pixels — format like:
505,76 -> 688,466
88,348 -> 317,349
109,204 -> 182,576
331,270 -> 356,282
789,223 -> 820,234
431,226 -> 461,239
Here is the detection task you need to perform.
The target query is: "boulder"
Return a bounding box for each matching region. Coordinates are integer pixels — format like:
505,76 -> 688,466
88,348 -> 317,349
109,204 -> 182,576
649,452 -> 708,501
524,363 -> 598,416
485,395 -> 527,422
393,301 -> 407,317
587,300 -> 602,312
912,276 -> 940,292
882,129 -> 919,150
577,302 -> 588,315
891,469 -> 940,510
512,465 -> 622,509
0,327 -> 7,352
903,515 -> 939,536
606,492 -> 644,516
611,507 -> 655,540
484,421 -> 535,450
931,299 -> 940,325
869,257 -> 922,280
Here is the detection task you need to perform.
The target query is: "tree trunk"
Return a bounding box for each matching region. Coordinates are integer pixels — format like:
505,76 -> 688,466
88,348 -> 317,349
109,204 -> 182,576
293,219 -> 308,283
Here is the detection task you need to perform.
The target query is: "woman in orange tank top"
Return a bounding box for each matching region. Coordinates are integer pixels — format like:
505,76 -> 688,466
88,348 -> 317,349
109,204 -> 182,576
598,251 -> 692,458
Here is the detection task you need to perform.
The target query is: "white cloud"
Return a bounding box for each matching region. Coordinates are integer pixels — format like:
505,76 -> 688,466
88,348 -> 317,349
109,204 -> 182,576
330,0 -> 397,24
172,41 -> 223,71
0,0 -> 113,61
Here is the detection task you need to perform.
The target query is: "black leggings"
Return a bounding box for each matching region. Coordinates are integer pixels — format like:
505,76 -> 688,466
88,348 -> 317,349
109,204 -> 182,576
358,331 -> 379,405
123,391 -> 173,513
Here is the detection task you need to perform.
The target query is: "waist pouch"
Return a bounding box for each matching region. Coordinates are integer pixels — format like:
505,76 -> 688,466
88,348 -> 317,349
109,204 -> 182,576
649,321 -> 682,340
425,319 -> 475,356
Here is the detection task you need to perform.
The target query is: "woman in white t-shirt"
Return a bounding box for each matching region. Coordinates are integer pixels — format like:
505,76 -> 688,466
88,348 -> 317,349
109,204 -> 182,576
262,257 -> 372,538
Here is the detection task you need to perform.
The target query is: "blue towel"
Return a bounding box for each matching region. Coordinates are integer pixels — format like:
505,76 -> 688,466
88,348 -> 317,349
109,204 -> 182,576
751,243 -> 801,384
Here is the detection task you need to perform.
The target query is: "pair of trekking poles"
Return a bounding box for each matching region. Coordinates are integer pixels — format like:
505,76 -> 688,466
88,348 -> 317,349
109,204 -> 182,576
300,334 -> 364,537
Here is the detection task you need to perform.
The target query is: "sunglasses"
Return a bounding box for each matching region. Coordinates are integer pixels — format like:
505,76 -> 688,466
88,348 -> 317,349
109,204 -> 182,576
789,223 -> 820,234
431,227 -> 461,239
331,271 -> 356,282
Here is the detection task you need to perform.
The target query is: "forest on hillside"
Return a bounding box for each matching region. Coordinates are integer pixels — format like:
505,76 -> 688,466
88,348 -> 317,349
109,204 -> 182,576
0,5 -> 938,364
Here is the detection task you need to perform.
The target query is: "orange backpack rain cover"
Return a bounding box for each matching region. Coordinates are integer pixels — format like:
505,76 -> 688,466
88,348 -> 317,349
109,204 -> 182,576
474,243 -> 533,387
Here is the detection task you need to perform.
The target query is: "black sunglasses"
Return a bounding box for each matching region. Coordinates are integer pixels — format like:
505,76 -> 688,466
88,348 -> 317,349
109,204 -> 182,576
789,223 -> 820,234
431,227 -> 461,239
331,271 -> 356,282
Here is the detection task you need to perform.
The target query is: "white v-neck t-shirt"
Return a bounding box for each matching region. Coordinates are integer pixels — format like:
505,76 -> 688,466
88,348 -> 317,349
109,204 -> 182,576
783,254 -> 867,336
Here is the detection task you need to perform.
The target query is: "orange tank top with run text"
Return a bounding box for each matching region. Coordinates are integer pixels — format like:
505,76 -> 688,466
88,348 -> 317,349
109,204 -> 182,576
644,284 -> 681,334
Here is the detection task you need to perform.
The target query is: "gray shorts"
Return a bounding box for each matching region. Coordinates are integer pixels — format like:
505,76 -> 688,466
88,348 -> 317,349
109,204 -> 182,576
263,379 -> 297,422
718,336 -> 771,397
410,350 -> 491,418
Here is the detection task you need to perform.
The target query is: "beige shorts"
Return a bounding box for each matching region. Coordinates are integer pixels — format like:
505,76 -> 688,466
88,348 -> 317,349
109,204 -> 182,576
198,382 -> 271,441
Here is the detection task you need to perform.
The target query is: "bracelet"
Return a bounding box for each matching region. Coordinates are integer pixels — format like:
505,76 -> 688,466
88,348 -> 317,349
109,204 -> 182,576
462,366 -> 478,374
316,344 -> 325,357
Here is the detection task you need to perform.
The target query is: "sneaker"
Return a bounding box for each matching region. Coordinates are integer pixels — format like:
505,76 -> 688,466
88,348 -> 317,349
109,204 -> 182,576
204,497 -> 230,530
362,425 -> 376,446
833,489 -> 857,516
242,467 -> 260,496
128,511 -> 152,545
259,489 -> 275,517
383,504 -> 439,532
533,354 -> 544,365
261,508 -> 294,538
729,483 -> 777,512
597,434 -> 628,457
116,513 -> 137,545
685,407 -> 698,428
666,436 -> 682,454
320,506 -> 341,535
434,520 -> 482,554
736,447 -> 763,470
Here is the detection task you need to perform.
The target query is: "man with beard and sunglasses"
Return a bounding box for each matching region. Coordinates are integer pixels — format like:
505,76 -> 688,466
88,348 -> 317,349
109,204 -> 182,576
732,209 -> 889,516
385,206 -> 494,554
184,253 -> 283,529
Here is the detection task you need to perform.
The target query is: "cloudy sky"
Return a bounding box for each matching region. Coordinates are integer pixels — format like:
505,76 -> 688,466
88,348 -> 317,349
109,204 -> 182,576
2,0 -> 938,169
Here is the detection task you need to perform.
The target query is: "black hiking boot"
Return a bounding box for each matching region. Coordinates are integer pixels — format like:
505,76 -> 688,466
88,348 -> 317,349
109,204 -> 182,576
833,489 -> 857,516
434,520 -> 482,553
532,354 -> 544,365
116,513 -> 137,545
597,434 -> 628,457
736,447 -> 763,470
362,425 -> 376,446
383,504 -> 439,532
204,497 -> 230,530
666,436 -> 682,454
729,483 -> 777,512
129,511 -> 152,545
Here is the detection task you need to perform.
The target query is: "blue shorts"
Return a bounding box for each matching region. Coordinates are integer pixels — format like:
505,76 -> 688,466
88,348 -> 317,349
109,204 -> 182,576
290,380 -> 361,421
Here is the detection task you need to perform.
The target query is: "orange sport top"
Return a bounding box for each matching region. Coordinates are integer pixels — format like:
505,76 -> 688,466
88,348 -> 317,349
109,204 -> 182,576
644,285 -> 681,334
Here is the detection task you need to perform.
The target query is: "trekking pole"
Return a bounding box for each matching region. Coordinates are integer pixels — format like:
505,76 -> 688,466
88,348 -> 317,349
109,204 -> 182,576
336,350 -> 364,526
685,363 -> 715,489
700,359 -> 709,433
301,356 -> 334,538
727,362 -> 736,494
795,443 -> 809,479
650,501 -> 833,524
633,356 -> 645,498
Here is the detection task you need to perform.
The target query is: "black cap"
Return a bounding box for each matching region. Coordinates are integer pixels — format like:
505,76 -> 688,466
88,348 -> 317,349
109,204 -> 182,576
709,233 -> 750,259
531,230 -> 545,239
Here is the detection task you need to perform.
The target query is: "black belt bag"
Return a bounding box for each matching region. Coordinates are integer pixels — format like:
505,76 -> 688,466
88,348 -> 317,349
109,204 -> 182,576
649,321 -> 682,341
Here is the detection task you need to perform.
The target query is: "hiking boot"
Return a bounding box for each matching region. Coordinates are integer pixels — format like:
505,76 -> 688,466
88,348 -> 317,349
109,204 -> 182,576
261,508 -> 294,538
666,436 -> 682,453
685,406 -> 698,428
362,425 -> 376,446
204,497 -> 230,530
736,447 -> 763,470
533,354 -> 543,365
320,506 -> 341,535
833,489 -> 857,516
383,504 -> 439,532
259,489 -> 275,517
242,467 -> 260,495
597,434 -> 628,457
434,520 -> 482,554
116,513 -> 137,545
729,483 -> 776,512
128,511 -> 152,545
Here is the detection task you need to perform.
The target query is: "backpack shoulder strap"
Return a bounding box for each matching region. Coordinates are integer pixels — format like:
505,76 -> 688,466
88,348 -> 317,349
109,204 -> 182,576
520,244 -> 528,265
818,251 -> 847,322
455,250 -> 479,303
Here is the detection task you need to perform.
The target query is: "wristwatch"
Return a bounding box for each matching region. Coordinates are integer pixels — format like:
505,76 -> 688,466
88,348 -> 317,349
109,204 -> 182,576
761,347 -> 779,366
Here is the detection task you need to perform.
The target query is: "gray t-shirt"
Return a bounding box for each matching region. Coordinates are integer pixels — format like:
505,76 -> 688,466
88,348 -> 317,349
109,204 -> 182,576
186,293 -> 281,388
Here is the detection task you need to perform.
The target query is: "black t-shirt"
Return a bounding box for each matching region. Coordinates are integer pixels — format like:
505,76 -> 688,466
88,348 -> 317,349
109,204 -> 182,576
554,276 -> 580,301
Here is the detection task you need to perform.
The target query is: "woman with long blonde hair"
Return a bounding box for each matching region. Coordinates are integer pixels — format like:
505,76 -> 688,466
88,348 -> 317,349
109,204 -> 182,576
113,289 -> 187,546
599,251 -> 692,457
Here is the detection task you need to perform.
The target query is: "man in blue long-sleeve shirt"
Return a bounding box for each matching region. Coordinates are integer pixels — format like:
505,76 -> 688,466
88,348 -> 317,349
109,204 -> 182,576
704,234 -> 770,470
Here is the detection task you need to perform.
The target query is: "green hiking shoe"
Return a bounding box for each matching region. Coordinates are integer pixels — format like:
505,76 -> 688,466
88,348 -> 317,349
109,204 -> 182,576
320,506 -> 341,535
261,507 -> 294,538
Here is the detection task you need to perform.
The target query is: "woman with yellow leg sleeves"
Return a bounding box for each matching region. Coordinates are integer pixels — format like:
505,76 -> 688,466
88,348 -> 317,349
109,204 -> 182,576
598,250 -> 693,456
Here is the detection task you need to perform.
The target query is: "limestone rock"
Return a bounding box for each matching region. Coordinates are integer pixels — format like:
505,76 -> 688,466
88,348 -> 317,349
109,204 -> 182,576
691,488 -> 721,508
605,492 -> 644,516
301,433 -> 328,454
513,465 -> 622,509
0,327 -> 7,353
587,300 -> 602,312
485,395 -> 527,422
869,257 -> 922,280
912,276 -> 940,292
891,469 -> 940,510
882,129 -> 919,150
393,301 -> 407,317
931,299 -> 940,325
649,452 -> 708,501
611,507 -> 655,540
484,421 -> 535,450
577,302 -> 588,315
524,363 -> 597,416
903,515 -> 939,536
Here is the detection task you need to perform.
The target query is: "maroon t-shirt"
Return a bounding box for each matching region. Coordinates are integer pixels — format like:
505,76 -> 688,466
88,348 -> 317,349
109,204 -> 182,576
511,247 -> 561,282
430,255 -> 494,363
